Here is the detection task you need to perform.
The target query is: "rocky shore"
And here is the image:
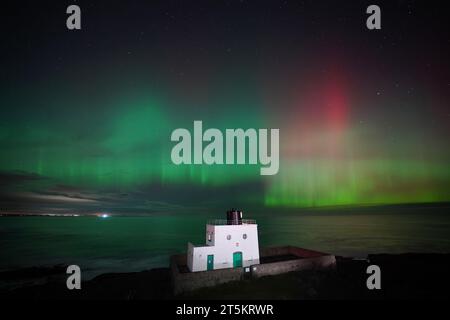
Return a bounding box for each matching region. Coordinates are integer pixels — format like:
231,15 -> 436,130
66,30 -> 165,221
1,253 -> 449,299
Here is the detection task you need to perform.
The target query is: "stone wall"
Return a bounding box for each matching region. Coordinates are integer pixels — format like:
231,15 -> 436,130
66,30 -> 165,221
260,245 -> 329,258
251,254 -> 336,278
171,246 -> 336,295
171,254 -> 244,295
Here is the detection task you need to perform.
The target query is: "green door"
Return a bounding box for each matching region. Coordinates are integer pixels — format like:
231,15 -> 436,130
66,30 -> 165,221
233,252 -> 243,268
207,254 -> 214,270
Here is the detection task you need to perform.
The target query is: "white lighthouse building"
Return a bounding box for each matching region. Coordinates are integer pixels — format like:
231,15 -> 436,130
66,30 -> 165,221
187,209 -> 260,272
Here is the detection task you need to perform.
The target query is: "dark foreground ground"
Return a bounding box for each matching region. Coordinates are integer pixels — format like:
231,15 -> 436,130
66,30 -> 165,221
1,253 -> 449,299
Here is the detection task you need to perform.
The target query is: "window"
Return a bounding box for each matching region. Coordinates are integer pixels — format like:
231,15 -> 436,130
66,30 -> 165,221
243,233 -> 247,239
227,235 -> 231,240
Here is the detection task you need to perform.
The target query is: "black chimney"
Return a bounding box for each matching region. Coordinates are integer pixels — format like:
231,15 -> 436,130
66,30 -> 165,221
226,208 -> 242,225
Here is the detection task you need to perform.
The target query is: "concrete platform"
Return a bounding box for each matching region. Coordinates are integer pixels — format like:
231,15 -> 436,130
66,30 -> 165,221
171,246 -> 336,295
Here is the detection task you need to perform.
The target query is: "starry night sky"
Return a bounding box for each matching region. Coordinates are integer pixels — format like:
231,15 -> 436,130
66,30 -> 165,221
1,0 -> 449,214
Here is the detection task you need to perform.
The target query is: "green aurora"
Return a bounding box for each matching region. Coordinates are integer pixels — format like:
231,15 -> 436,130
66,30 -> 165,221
1,82 -> 449,212
1,1 -> 449,214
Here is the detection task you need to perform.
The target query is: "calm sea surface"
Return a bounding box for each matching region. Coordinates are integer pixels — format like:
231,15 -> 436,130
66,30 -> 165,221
1,205 -> 449,279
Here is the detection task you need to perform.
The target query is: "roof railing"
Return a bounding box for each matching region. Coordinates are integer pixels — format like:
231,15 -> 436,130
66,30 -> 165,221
207,219 -> 256,225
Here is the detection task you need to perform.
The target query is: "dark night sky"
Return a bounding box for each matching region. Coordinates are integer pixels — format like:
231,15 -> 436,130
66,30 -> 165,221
1,0 -> 449,214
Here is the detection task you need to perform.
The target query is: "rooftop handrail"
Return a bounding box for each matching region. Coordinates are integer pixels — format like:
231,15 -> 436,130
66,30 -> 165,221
206,219 -> 256,225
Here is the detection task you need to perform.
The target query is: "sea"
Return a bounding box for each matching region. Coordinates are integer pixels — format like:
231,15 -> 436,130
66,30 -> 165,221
1,204 -> 449,281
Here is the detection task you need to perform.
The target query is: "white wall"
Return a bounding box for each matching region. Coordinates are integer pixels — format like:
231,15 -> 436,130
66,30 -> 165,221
188,243 -> 216,272
188,224 -> 260,272
213,224 -> 260,268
